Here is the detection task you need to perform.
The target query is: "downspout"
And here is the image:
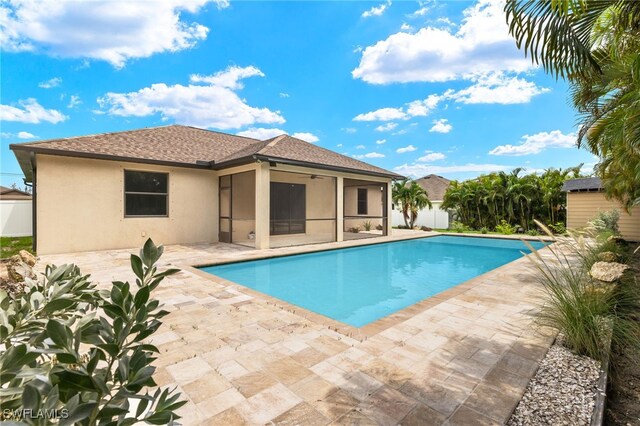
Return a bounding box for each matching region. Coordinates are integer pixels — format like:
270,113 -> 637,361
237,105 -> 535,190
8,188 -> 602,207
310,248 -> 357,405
30,152 -> 37,253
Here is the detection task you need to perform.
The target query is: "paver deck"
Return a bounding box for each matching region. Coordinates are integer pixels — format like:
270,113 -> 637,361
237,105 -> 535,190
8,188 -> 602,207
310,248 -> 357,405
38,231 -> 557,425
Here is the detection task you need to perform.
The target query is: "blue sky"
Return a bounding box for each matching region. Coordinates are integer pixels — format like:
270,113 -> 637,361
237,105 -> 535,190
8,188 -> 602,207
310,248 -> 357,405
1,0 -> 596,188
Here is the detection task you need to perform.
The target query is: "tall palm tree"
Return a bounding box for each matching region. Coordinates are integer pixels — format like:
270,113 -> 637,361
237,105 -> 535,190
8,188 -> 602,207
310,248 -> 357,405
392,179 -> 432,228
505,0 -> 640,209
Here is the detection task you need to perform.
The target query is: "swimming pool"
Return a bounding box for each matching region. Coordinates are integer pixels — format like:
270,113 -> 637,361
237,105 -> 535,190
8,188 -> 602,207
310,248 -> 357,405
200,236 -> 547,327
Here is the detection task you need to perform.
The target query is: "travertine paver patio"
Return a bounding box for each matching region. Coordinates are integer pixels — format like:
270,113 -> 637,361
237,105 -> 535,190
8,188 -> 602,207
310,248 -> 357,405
38,231 -> 556,425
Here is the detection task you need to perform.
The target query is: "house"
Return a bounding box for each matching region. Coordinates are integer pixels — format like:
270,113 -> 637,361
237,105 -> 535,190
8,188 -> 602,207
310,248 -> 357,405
562,177 -> 640,241
0,185 -> 33,237
392,174 -> 451,229
10,125 -> 403,254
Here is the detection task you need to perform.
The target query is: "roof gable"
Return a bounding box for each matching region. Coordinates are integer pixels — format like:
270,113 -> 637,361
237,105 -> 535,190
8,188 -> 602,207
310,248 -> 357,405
414,174 -> 451,200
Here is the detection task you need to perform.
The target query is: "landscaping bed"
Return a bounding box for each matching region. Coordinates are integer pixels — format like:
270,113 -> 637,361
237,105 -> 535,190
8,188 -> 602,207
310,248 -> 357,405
509,340 -> 601,426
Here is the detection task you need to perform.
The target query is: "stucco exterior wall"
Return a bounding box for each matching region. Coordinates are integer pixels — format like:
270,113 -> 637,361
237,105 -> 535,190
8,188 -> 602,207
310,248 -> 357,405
567,191 -> 640,241
36,155 -> 218,254
344,184 -> 384,230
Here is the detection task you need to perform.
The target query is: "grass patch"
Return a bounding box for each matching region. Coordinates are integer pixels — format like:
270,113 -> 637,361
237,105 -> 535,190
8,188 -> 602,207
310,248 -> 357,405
1,236 -> 33,259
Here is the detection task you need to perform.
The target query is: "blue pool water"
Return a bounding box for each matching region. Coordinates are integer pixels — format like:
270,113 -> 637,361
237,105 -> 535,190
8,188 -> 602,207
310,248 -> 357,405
200,236 -> 547,327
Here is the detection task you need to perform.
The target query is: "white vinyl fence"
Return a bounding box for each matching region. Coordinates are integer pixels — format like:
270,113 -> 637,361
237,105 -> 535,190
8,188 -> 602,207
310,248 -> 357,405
1,200 -> 32,237
392,202 -> 449,229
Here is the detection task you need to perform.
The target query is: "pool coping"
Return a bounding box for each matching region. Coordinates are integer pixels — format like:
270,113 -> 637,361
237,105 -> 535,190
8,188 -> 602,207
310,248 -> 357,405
176,234 -> 554,339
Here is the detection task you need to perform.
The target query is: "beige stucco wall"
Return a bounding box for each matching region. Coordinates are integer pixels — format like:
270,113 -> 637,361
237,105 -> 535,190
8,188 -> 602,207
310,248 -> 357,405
567,191 -> 640,241
36,155 -> 218,254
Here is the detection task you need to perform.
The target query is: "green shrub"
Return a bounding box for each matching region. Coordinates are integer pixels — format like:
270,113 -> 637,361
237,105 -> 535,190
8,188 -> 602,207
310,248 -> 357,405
525,224 -> 640,364
362,220 -> 373,231
589,209 -> 620,234
495,220 -> 516,235
450,221 -> 469,233
480,227 -> 489,234
0,239 -> 186,424
348,227 -> 360,233
547,222 -> 567,235
526,229 -> 540,236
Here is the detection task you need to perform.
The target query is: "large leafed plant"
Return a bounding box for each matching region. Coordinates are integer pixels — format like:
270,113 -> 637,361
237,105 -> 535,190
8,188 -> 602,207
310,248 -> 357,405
0,239 -> 185,425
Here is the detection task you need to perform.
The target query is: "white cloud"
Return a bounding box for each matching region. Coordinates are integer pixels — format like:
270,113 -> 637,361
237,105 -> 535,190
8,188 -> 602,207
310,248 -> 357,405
356,144 -> 366,149
396,145 -> 417,153
400,23 -> 413,31
354,94 -> 443,123
342,127 -> 357,133
98,65 -> 285,130
376,139 -> 386,145
0,98 -> 67,124
409,2 -> 431,17
375,122 -> 398,132
394,162 -> 510,177
353,107 -> 406,122
279,92 -> 290,98
236,127 -> 286,140
353,0 -> 533,84
355,152 -> 385,159
417,152 -> 446,162
451,73 -> 549,104
190,66 -> 264,90
337,143 -> 343,148
362,1 -> 391,18
489,130 -> 576,156
38,77 -> 61,89
291,132 -> 319,143
67,95 -> 81,109
1,0 -> 225,68
429,118 -> 452,133
17,131 -> 37,139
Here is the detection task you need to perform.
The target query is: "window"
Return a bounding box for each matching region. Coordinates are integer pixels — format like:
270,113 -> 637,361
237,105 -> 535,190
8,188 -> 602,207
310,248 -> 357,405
124,170 -> 168,217
357,188 -> 368,215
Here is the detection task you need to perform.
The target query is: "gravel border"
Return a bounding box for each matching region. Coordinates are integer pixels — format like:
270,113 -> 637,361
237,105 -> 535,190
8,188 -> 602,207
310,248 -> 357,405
508,342 -> 601,426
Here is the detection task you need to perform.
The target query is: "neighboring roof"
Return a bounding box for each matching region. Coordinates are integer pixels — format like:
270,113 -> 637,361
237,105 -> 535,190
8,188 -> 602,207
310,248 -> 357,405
562,177 -> 603,192
414,174 -> 451,201
11,125 -> 402,180
0,185 -> 32,200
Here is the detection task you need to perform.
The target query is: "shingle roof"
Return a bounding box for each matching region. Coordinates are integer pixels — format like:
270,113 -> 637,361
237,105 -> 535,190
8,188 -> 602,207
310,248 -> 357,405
11,125 -> 402,179
414,174 -> 451,201
0,185 -> 32,200
562,177 -> 603,192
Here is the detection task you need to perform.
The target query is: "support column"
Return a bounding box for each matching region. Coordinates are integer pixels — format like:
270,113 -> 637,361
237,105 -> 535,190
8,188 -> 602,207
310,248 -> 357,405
336,176 -> 344,242
385,180 -> 393,236
255,162 -> 270,249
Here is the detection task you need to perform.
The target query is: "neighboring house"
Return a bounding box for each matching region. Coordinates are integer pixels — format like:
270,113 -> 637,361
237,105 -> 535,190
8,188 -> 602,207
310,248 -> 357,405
0,185 -> 33,237
563,177 -> 640,241
392,174 -> 451,229
11,125 -> 402,254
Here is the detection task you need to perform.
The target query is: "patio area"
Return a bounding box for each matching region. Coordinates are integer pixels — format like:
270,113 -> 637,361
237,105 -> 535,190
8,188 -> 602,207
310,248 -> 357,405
38,231 -> 556,425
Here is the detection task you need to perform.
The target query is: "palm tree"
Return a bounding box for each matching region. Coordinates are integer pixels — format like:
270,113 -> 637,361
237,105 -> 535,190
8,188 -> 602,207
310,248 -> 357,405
505,0 -> 640,209
392,179 -> 432,228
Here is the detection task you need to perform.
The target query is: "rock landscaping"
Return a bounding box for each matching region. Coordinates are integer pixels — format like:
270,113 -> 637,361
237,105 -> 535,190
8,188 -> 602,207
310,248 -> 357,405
508,342 -> 601,426
589,261 -> 629,282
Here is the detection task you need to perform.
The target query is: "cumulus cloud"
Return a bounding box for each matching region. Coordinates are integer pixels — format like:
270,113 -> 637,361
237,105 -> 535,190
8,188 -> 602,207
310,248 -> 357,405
0,98 -> 67,124
375,122 -> 398,132
291,132 -> 319,143
376,139 -> 386,145
38,77 -> 61,89
417,152 -> 446,162
489,130 -> 576,156
18,131 -> 36,139
352,0 -> 532,84
236,127 -> 285,140
451,73 -> 549,104
396,145 -> 417,153
1,0 -> 225,68
356,144 -> 366,149
429,118 -> 452,133
362,1 -> 391,18
97,65 -> 284,130
353,107 -> 406,122
279,92 -> 290,98
354,152 -> 385,159
67,95 -> 81,109
394,162 -> 510,177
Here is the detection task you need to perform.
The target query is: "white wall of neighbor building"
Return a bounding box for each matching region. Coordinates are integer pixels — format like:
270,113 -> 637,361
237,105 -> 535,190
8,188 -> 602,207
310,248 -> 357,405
392,202 -> 449,229
1,200 -> 33,237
